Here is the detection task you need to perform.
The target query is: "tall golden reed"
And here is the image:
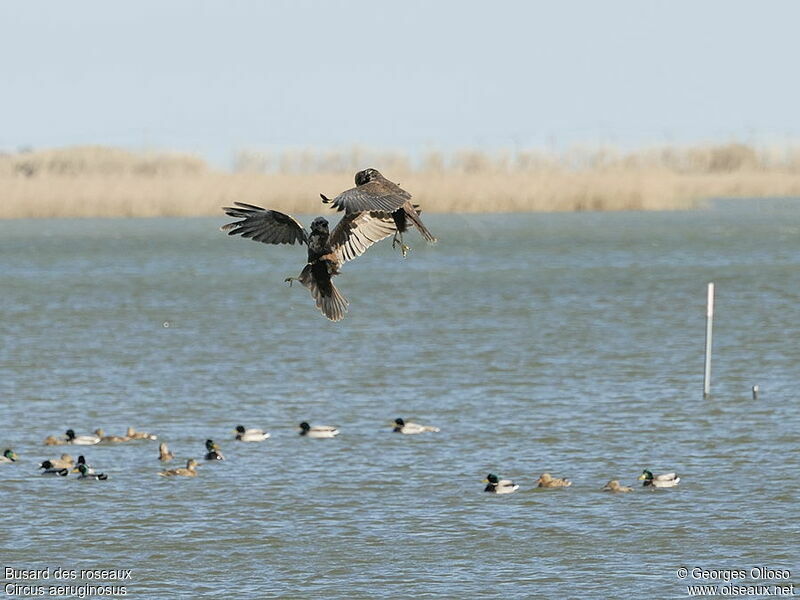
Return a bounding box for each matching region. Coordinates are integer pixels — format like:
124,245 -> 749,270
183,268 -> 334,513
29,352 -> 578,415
2,143 -> 800,218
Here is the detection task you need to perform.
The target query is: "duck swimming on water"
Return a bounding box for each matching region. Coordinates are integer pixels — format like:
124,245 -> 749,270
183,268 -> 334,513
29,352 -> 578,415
638,470 -> 680,488
94,429 -> 131,443
160,459 -> 199,477
298,422 -> 339,438
536,473 -> 572,488
40,454 -> 73,470
602,480 -> 633,493
126,427 -> 157,440
39,461 -> 68,476
484,473 -> 519,494
158,442 -> 174,462
65,429 -> 100,445
234,425 -> 270,442
392,418 -> 440,434
204,440 -> 224,461
76,463 -> 108,480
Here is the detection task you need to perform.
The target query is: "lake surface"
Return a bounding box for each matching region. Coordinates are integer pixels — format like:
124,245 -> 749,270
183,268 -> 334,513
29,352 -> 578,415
1,201 -> 798,598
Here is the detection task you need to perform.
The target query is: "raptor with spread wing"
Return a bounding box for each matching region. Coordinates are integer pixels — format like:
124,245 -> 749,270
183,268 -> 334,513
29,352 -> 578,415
221,203 -> 396,321
321,168 -> 436,257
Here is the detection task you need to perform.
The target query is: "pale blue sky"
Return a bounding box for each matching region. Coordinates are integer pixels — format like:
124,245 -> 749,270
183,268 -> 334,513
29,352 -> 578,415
1,1 -> 798,166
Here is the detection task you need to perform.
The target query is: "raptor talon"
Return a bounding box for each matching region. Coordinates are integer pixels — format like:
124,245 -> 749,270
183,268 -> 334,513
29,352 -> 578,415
284,277 -> 295,287
391,233 -> 410,258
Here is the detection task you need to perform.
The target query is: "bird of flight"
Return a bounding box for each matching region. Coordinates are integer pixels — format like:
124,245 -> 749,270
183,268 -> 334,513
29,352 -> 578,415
321,168 -> 436,257
220,168 -> 436,322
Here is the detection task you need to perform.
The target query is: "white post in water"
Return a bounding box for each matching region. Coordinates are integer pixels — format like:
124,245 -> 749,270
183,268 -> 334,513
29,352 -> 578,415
703,282 -> 714,398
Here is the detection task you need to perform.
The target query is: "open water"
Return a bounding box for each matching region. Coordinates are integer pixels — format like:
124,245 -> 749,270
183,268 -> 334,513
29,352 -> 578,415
0,200 -> 798,598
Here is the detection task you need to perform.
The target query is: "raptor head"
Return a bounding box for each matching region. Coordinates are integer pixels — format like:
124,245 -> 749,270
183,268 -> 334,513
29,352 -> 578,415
310,217 -> 329,233
355,168 -> 382,186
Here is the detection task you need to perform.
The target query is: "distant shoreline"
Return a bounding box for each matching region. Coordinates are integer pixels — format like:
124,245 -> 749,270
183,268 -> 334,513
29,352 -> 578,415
3,144 -> 800,219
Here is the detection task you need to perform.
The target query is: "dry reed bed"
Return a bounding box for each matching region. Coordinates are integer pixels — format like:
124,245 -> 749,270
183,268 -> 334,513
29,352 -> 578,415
3,145 -> 800,218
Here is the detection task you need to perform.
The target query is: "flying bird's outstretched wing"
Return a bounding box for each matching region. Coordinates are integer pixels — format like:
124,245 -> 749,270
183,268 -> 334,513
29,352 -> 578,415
321,179 -> 411,214
328,211 -> 397,264
220,203 -> 308,246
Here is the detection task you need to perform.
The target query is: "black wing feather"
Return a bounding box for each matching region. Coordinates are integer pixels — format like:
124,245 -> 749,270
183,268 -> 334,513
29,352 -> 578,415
220,203 -> 308,246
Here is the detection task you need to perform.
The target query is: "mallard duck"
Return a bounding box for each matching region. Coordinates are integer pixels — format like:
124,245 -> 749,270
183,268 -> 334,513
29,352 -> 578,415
602,480 -> 633,493
39,461 -> 69,476
126,427 -> 157,440
204,439 -> 224,461
638,469 -> 680,488
536,472 -> 572,488
298,422 -> 339,438
71,455 -> 96,474
158,442 -> 174,462
392,418 -> 440,434
65,429 -> 100,445
0,449 -> 18,463
43,435 -> 67,446
76,463 -> 108,480
40,454 -> 74,470
234,425 -> 271,442
159,458 -> 198,477
483,473 -> 519,494
94,428 -> 131,443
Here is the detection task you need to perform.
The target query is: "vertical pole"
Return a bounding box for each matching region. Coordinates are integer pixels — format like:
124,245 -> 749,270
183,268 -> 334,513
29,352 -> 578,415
703,282 -> 714,399
752,385 -> 759,400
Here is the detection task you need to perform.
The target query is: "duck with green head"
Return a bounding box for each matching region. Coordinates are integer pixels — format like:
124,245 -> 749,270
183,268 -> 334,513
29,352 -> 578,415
76,463 -> 108,480
39,461 -> 69,476
483,473 -> 519,494
40,454 -> 73,470
71,455 -> 95,474
234,425 -> 270,442
65,429 -> 100,445
0,449 -> 18,463
298,422 -> 339,438
204,439 -> 225,461
638,469 -> 680,488
392,418 -> 440,434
